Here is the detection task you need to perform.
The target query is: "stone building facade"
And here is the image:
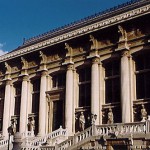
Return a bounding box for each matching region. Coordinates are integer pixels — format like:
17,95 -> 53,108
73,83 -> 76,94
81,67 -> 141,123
0,0 -> 150,149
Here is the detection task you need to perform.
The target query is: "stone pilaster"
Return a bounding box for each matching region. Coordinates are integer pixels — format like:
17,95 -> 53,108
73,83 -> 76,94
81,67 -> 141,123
65,64 -> 74,135
91,57 -> 100,125
39,70 -> 48,136
2,79 -> 12,139
19,75 -> 29,134
121,50 -> 131,123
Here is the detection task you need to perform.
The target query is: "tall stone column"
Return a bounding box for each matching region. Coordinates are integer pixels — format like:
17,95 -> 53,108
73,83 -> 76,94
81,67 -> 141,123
39,71 -> 47,136
121,50 -> 131,123
65,64 -> 74,135
20,75 -> 29,134
91,57 -> 100,125
2,79 -> 12,139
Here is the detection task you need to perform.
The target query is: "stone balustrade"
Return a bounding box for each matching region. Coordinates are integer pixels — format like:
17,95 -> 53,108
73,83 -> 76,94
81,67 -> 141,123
19,121 -> 150,150
23,126 -> 67,148
0,135 -> 13,149
22,131 -> 34,139
57,126 -> 92,150
0,139 -> 9,148
21,146 -> 40,150
97,122 -> 146,135
40,146 -> 55,150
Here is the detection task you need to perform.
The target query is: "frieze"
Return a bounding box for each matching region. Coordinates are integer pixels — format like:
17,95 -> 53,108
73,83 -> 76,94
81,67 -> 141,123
0,3 -> 149,62
28,61 -> 37,68
47,54 -> 60,62
11,66 -> 19,72
0,71 -> 3,76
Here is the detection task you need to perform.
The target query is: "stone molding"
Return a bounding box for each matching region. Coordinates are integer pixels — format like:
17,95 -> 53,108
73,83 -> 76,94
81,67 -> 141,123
0,3 -> 149,62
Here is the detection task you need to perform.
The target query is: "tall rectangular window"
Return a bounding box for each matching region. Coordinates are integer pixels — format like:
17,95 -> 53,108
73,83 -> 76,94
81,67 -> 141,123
78,67 -> 91,107
104,60 -> 120,103
0,87 -> 5,131
14,84 -> 21,115
135,53 -> 150,99
32,79 -> 40,113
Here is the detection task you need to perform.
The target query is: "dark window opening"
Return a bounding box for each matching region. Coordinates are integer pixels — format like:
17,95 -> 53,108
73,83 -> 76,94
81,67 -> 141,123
0,87 -> 5,131
52,73 -> 66,88
135,53 -> 150,99
104,60 -> 120,103
32,79 -> 40,113
14,84 -> 21,116
79,67 -> 91,107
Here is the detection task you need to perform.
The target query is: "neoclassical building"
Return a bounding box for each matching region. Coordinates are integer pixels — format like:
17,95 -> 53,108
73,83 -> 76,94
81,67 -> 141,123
0,0 -> 150,149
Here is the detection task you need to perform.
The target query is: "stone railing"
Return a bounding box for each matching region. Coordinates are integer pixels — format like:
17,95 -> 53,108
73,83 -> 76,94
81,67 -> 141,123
57,126 -> 92,150
97,122 -> 146,135
22,131 -> 34,139
0,136 -> 13,149
0,139 -> 9,148
23,126 -> 67,147
40,146 -> 55,150
21,146 -> 40,150
21,121 -> 150,150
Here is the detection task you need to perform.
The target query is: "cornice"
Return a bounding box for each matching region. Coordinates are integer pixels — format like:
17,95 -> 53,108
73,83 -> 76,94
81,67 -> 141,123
0,2 -> 150,62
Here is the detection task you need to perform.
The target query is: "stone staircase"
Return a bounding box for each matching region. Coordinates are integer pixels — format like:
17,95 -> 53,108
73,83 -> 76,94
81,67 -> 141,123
40,121 -> 150,150
1,120 -> 150,150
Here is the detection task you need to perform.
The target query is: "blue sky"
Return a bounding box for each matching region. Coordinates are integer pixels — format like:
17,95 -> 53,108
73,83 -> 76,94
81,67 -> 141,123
0,0 -> 130,54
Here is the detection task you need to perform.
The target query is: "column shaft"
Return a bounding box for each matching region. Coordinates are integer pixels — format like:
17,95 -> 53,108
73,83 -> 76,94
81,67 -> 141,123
121,51 -> 131,123
20,76 -> 28,133
2,80 -> 12,139
91,58 -> 100,124
39,71 -> 47,135
65,64 -> 74,135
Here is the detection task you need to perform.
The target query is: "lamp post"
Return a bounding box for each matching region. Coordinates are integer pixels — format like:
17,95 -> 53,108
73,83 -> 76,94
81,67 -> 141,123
7,125 -> 13,150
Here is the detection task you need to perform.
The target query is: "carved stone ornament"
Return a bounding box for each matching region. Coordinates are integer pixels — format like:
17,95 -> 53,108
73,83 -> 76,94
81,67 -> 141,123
65,43 -> 73,57
141,104 -> 147,122
107,108 -> 114,124
0,4 -> 149,62
0,71 -> 3,76
12,66 -> 19,72
5,62 -> 11,74
21,57 -> 28,69
117,25 -> 129,50
49,54 -> 59,62
39,51 -> 47,64
28,61 -> 36,67
118,25 -> 128,42
89,34 -> 98,50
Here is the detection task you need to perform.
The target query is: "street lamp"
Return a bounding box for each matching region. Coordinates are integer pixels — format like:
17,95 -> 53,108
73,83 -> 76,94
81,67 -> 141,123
7,125 -> 13,150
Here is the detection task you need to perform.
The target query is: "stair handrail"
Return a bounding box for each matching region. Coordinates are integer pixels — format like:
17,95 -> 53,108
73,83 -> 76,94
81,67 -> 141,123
24,126 -> 67,147
57,126 -> 92,149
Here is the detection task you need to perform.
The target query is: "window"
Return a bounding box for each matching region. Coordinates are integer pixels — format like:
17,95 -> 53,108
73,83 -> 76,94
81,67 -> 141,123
78,67 -> 91,107
0,87 -> 5,131
32,79 -> 40,113
52,73 -> 66,88
104,60 -> 120,103
14,84 -> 21,115
135,53 -> 150,99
